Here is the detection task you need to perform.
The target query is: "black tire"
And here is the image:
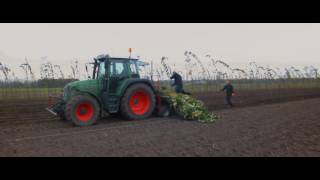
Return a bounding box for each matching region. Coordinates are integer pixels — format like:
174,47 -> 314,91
65,95 -> 100,127
120,83 -> 156,120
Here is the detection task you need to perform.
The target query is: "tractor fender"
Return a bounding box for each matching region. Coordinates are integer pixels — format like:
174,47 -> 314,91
119,79 -> 157,97
69,89 -> 104,114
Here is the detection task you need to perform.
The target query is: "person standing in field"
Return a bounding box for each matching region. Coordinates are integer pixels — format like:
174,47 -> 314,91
170,71 -> 191,95
221,80 -> 235,107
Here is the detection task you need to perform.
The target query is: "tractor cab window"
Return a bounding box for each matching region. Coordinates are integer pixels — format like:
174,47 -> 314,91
110,61 -> 125,76
129,61 -> 138,74
97,62 -> 105,78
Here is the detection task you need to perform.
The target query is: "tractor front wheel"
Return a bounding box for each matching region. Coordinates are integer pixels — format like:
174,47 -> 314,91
65,95 -> 100,126
121,84 -> 156,120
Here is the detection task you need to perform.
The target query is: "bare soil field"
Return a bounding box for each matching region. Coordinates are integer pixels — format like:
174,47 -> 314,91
0,88 -> 320,156
194,88 -> 320,111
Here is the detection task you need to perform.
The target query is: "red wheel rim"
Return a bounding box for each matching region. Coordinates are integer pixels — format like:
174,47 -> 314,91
75,103 -> 94,122
129,91 -> 151,115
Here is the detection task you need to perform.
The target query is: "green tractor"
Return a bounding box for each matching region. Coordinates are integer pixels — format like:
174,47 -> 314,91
47,54 -> 172,126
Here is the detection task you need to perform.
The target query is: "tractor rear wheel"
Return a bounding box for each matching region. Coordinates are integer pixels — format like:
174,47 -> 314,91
65,95 -> 100,126
120,84 -> 156,120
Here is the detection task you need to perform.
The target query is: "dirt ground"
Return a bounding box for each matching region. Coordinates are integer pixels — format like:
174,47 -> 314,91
0,88 -> 320,156
194,88 -> 320,111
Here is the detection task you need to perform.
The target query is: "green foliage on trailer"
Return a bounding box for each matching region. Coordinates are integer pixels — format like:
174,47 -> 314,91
162,91 -> 219,123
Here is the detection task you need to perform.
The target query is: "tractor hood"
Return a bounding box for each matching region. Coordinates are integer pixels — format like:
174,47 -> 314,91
63,79 -> 100,101
65,79 -> 95,88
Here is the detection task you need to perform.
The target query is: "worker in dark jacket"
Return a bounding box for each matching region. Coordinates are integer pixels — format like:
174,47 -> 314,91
170,71 -> 190,95
170,71 -> 183,93
221,80 -> 235,107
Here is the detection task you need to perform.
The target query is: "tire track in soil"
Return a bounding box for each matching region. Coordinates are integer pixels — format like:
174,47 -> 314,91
203,98 -> 320,156
0,117 -> 182,142
1,118 -> 214,156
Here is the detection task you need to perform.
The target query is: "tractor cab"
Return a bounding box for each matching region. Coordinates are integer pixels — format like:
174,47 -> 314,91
92,55 -> 140,80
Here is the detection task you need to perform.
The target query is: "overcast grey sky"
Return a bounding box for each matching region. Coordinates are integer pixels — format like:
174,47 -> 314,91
0,23 -> 320,78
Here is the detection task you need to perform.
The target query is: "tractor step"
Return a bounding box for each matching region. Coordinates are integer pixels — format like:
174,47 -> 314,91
108,101 -> 119,113
104,95 -> 120,113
